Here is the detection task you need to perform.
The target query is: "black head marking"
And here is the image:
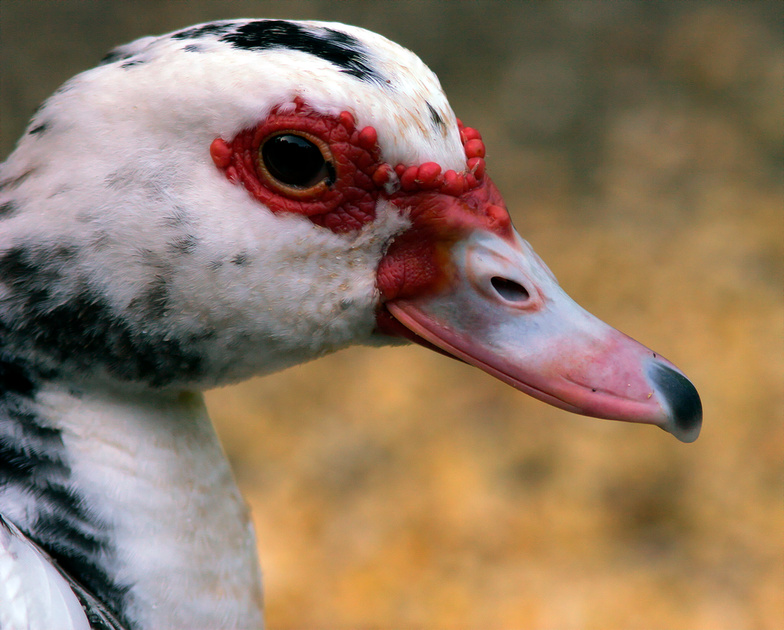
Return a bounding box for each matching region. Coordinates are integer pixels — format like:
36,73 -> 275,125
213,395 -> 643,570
171,22 -> 235,41
230,251 -> 249,266
220,20 -> 386,85
99,49 -> 134,66
28,122 -> 49,136
426,102 -> 445,129
183,44 -> 204,53
0,355 -> 35,395
120,59 -> 146,69
0,201 -> 19,219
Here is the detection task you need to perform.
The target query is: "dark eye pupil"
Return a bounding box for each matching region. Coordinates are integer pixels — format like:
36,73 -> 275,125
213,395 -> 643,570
261,134 -> 330,188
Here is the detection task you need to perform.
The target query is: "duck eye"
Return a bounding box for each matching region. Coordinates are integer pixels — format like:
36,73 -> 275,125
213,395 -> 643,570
260,133 -> 333,190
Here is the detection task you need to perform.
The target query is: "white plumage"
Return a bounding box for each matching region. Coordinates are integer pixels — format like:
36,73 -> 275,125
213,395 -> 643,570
0,19 -> 700,629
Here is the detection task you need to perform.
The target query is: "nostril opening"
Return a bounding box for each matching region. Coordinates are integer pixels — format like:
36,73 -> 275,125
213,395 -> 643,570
491,277 -> 530,303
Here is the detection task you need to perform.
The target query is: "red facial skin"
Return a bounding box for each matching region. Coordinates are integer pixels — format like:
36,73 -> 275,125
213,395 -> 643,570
210,101 -> 383,232
210,100 -> 702,441
210,100 -> 509,319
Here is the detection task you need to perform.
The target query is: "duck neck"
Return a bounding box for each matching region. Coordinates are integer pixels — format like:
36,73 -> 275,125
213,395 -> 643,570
0,358 -> 264,630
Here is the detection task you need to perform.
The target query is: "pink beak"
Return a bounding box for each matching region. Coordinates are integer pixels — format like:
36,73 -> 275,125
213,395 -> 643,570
384,229 -> 702,442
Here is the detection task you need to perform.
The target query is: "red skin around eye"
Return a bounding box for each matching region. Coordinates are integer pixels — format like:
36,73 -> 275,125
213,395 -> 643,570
211,100 -> 384,233
211,100 -> 512,307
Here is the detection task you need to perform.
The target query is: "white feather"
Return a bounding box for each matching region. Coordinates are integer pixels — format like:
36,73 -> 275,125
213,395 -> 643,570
0,518 -> 90,630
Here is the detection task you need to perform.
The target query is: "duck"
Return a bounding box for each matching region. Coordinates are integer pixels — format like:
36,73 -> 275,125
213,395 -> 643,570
0,19 -> 702,630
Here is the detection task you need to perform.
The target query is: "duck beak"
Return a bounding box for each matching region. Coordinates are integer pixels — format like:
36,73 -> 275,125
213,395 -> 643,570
381,228 -> 702,442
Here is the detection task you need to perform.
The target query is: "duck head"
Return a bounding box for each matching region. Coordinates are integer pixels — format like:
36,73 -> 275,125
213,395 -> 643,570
0,19 -> 700,440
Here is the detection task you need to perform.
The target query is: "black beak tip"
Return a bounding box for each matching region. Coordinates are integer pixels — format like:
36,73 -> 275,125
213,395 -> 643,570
649,363 -> 703,443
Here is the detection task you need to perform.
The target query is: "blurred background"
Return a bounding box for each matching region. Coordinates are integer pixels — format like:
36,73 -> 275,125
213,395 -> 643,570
2,1 -> 781,628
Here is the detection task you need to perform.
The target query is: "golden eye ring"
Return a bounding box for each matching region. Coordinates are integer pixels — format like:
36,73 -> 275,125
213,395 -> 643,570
257,131 -> 335,198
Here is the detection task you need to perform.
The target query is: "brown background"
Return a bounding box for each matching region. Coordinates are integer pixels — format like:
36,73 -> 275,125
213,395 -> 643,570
2,1 -> 782,628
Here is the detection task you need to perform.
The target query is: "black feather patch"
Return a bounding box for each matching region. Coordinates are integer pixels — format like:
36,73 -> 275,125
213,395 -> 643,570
171,22 -> 235,41
120,59 -> 146,69
426,102 -> 445,129
28,122 -> 49,136
99,49 -> 134,66
0,358 -> 133,628
220,20 -> 386,85
0,243 -> 205,387
230,251 -> 249,266
0,201 -> 19,219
